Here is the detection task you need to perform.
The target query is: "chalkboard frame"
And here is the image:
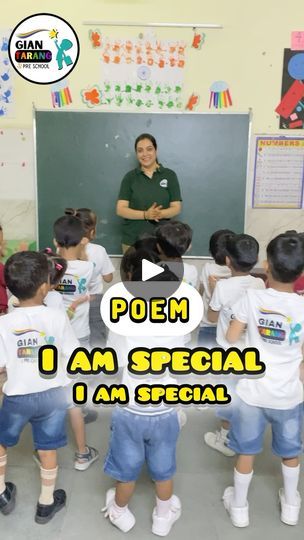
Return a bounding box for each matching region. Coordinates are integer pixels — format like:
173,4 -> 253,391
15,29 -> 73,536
34,109 -> 251,257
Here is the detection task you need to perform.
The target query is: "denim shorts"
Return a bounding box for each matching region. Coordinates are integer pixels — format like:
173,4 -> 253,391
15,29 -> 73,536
215,377 -> 238,422
228,398 -> 303,457
198,326 -> 217,349
104,408 -> 180,482
0,387 -> 68,450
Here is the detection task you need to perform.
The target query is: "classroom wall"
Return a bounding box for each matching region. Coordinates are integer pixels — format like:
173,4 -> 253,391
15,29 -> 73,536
1,0 -> 304,260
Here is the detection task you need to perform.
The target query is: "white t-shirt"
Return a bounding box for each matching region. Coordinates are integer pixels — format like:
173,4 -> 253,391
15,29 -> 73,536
0,305 -> 79,395
56,260 -> 94,338
86,242 -> 114,295
210,275 -> 265,349
233,288 -> 304,409
111,335 -> 184,415
183,262 -> 198,288
44,290 -> 66,313
200,262 -> 231,326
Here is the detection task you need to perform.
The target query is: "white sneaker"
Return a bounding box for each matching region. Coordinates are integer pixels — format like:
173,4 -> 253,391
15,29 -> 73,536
101,488 -> 136,533
279,488 -> 301,525
204,430 -> 235,457
222,486 -> 249,527
152,495 -> 181,536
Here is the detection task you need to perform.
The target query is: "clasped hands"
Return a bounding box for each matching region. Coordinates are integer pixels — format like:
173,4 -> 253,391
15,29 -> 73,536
145,202 -> 163,222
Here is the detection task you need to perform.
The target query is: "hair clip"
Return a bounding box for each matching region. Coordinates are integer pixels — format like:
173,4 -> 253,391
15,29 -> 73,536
55,263 -> 63,270
45,247 -> 52,253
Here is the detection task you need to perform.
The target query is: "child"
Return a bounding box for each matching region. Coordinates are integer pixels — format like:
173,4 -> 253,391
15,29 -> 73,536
198,229 -> 235,348
65,208 -> 114,347
102,247 -> 185,537
0,224 -> 8,315
0,251 -> 78,523
53,215 -> 97,350
204,234 -> 265,456
223,233 -> 304,527
155,221 -> 198,287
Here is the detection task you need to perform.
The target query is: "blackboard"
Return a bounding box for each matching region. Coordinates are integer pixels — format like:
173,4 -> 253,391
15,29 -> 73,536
35,110 -> 250,255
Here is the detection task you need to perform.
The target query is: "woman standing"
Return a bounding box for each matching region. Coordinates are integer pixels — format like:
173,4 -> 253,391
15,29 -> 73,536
116,134 -> 182,252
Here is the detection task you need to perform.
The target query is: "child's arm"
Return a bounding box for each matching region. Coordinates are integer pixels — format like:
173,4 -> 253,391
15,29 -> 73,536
226,319 -> 246,343
207,307 -> 219,323
67,294 -> 90,319
103,272 -> 113,283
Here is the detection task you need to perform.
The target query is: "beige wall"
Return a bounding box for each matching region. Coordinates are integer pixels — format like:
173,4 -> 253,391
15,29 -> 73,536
1,0 -> 304,259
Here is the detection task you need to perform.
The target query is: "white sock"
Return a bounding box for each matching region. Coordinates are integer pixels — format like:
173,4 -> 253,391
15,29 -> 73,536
39,466 -> 58,505
0,454 -> 7,495
220,427 -> 229,439
111,500 -> 128,517
282,463 -> 300,506
156,496 -> 172,517
233,468 -> 253,507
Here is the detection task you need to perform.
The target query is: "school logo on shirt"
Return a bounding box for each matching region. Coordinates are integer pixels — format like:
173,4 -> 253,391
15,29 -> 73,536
56,274 -> 87,295
257,308 -> 302,345
13,329 -> 55,361
160,179 -> 168,188
8,13 -> 79,84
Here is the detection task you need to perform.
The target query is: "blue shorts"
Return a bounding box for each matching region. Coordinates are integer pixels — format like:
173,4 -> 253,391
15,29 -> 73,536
104,408 -> 180,482
0,387 -> 68,450
198,326 -> 217,348
229,398 -> 303,457
215,377 -> 238,422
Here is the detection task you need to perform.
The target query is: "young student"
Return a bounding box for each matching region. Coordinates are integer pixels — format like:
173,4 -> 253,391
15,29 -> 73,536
53,215 -> 96,350
102,247 -> 186,537
204,234 -> 265,456
198,229 -> 235,347
0,251 -> 78,523
6,249 -> 99,471
223,233 -> 304,527
155,220 -> 198,287
65,208 -> 114,347
0,224 -> 8,315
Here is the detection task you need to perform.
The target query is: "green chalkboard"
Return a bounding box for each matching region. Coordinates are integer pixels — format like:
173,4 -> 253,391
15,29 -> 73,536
35,111 -> 250,255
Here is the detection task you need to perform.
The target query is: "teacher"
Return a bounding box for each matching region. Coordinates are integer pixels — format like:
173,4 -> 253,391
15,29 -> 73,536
116,133 -> 182,252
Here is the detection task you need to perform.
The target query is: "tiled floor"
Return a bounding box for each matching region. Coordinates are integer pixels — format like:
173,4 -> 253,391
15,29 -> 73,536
1,408 -> 303,540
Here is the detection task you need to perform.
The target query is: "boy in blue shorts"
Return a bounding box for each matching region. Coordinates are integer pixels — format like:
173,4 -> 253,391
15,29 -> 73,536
0,252 -> 78,523
103,247 -> 183,537
223,233 -> 304,527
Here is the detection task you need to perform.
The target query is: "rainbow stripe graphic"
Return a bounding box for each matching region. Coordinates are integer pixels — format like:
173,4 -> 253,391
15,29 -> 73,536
258,327 -> 285,341
209,81 -> 232,109
16,29 -> 49,38
13,329 -> 42,337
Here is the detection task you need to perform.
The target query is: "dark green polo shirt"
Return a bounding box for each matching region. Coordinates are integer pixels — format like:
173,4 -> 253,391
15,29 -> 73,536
118,165 -> 182,245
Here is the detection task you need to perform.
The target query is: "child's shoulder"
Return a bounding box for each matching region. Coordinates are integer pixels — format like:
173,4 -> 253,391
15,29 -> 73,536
86,242 -> 107,257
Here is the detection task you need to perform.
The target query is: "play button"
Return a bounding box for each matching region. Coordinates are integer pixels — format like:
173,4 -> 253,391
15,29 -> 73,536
119,241 -> 184,301
142,259 -> 164,281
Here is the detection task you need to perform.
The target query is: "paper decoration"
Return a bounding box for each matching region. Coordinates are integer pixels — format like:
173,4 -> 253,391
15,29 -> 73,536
51,79 -> 72,108
94,34 -> 187,68
276,49 -> 304,129
89,30 -> 102,48
89,33 -> 185,111
209,81 -> 232,109
252,137 -> 304,208
0,31 -> 13,117
291,31 -> 304,51
185,93 -> 199,110
81,85 -> 102,107
191,32 -> 205,50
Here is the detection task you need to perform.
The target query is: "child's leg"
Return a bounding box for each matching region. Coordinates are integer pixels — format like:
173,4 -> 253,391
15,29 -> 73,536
0,444 -> 7,494
69,407 -> 86,454
233,455 -> 254,507
37,449 -> 58,504
69,407 -> 99,471
155,479 -> 173,516
115,481 -> 136,507
281,456 -> 300,505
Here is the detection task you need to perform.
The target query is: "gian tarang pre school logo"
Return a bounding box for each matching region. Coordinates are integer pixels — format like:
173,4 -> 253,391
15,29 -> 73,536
258,308 -> 302,346
14,329 -> 55,361
8,13 -> 79,84
56,274 -> 87,295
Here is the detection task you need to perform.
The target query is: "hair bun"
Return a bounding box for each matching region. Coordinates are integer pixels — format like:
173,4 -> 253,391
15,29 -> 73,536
65,207 -> 76,216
